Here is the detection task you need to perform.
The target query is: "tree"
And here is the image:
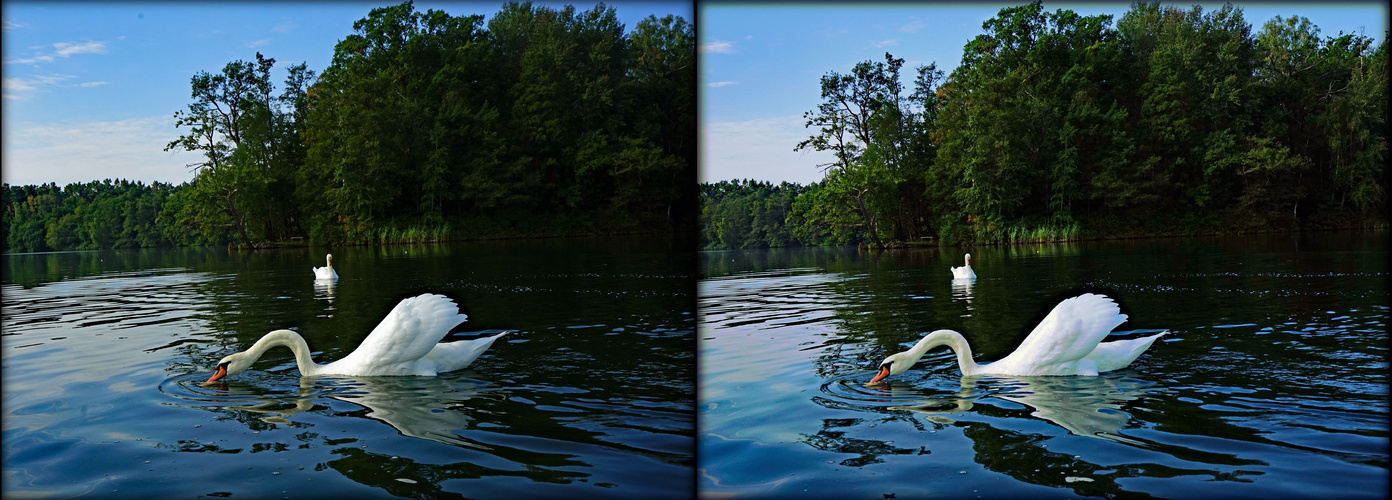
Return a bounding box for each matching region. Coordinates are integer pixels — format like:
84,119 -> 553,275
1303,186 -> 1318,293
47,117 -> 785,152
935,2 -> 1128,238
165,53 -> 305,247
796,52 -> 924,249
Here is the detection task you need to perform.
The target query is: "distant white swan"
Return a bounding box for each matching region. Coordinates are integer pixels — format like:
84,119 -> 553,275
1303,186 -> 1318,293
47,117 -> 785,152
313,253 -> 338,280
951,253 -> 976,279
870,294 -> 1164,382
205,293 -> 507,382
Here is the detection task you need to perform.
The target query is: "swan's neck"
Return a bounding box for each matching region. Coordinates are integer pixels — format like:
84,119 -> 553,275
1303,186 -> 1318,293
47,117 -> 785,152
247,330 -> 322,376
908,330 -> 983,376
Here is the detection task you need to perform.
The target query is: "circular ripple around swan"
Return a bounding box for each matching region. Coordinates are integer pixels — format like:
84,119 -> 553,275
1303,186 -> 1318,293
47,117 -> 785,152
158,373 -> 337,408
818,366 -> 989,414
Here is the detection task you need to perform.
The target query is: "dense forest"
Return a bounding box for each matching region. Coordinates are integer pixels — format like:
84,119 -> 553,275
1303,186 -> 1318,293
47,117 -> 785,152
700,2 -> 1386,250
4,1 -> 694,252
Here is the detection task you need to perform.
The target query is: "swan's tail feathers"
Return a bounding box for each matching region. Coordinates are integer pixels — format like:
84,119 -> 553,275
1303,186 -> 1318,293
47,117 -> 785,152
426,331 -> 509,373
1090,331 -> 1166,372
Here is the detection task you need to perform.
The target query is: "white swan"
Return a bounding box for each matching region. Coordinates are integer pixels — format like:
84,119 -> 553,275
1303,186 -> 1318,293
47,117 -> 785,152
205,293 -> 507,382
869,293 -> 1164,382
950,253 -> 976,279
313,253 -> 338,280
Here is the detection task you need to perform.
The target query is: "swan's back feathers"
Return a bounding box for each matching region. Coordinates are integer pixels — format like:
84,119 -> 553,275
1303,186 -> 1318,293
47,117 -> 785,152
1005,293 -> 1127,368
313,266 -> 338,280
334,293 -> 467,372
950,265 -> 976,279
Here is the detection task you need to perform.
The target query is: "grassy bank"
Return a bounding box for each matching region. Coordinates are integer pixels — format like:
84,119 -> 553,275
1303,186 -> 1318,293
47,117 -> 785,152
304,209 -> 689,247
926,209 -> 1387,248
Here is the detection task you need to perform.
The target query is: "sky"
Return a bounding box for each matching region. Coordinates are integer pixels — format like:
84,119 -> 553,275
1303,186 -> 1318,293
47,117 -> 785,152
700,1 -> 1388,186
1,0 -> 692,187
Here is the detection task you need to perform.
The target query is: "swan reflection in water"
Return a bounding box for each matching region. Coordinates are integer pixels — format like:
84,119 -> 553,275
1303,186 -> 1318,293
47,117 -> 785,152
950,277 -> 974,306
313,279 -> 336,314
201,375 -> 500,449
873,371 -> 1156,446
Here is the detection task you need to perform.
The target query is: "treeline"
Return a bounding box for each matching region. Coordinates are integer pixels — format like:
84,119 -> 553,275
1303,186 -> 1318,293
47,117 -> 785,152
699,180 -> 812,249
4,1 -> 694,252
701,2 -> 1385,250
3,181 -> 178,252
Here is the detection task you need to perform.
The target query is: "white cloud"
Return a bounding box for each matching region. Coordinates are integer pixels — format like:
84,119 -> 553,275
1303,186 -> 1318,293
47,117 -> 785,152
6,54 -> 55,64
246,38 -> 271,48
3,77 -> 38,94
701,115 -> 836,185
702,39 -> 736,54
3,74 -> 75,98
52,41 -> 107,57
873,39 -> 899,48
6,40 -> 107,65
2,74 -> 90,99
900,20 -> 926,34
707,81 -> 737,88
3,20 -> 22,32
2,117 -> 197,186
79,81 -> 109,87
271,20 -> 297,33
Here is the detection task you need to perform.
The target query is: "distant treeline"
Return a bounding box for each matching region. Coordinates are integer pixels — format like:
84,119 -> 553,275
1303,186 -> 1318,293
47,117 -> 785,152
3,180 -> 178,252
4,1 -> 694,252
701,2 -> 1385,250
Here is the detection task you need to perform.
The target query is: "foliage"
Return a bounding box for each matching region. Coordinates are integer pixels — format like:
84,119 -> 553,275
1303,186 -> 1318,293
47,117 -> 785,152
704,1 -> 1386,250
3,181 -> 196,253
298,1 -> 695,244
4,2 -> 695,253
795,53 -> 943,248
699,180 -> 811,249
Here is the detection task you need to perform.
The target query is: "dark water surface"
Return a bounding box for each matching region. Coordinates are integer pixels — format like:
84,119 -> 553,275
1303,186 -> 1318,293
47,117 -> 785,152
698,231 -> 1387,499
3,237 -> 695,498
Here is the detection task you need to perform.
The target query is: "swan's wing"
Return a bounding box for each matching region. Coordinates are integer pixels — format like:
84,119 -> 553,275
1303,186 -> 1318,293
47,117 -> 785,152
341,293 -> 468,368
1007,294 -> 1127,366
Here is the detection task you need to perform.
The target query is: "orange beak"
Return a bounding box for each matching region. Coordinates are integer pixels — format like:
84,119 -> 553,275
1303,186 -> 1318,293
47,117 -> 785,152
869,365 -> 890,384
205,364 -> 227,384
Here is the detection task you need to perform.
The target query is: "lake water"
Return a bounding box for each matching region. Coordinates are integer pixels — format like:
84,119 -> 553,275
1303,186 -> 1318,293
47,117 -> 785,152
2,237 -> 695,498
698,231 -> 1388,499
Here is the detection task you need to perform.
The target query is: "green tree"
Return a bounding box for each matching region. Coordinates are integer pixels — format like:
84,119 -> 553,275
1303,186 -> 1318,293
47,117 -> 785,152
936,2 -> 1127,238
796,52 -> 927,249
165,53 -> 305,247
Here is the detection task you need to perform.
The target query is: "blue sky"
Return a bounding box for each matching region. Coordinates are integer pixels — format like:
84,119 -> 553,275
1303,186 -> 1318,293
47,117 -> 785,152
700,2 -> 1388,185
1,1 -> 691,187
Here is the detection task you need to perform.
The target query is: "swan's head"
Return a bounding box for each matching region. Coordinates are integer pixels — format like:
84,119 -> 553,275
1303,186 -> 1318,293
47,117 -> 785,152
965,253 -> 971,264
869,330 -> 963,384
869,350 -> 918,384
205,350 -> 256,383
326,253 -> 333,264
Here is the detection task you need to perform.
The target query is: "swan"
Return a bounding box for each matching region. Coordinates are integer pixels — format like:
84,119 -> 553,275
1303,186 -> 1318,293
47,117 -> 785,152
313,253 -> 338,280
205,293 -> 507,383
951,253 -> 976,279
869,293 -> 1164,382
